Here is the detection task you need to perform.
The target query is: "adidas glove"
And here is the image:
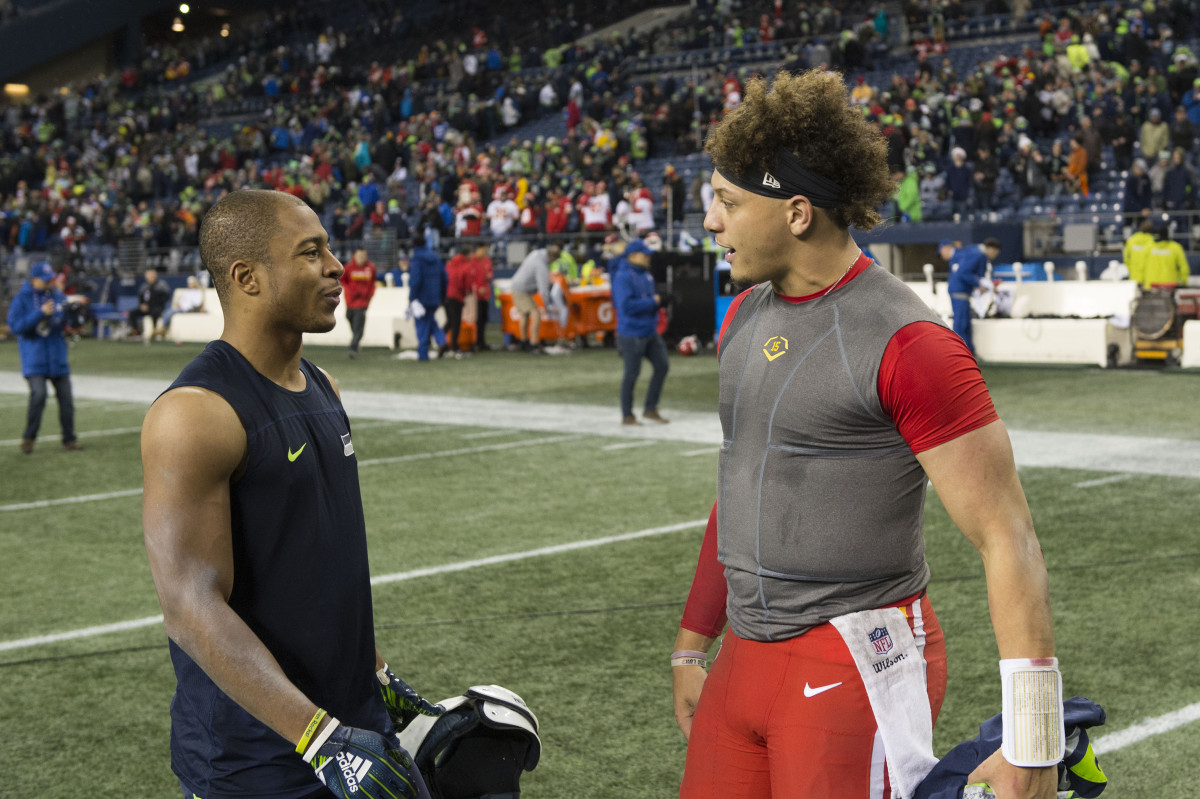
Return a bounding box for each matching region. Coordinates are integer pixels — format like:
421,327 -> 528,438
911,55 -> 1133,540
303,718 -> 422,799
377,663 -> 445,731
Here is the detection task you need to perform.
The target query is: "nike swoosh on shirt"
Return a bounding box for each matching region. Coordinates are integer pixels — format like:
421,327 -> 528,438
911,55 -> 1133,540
288,443 -> 307,462
803,681 -> 842,698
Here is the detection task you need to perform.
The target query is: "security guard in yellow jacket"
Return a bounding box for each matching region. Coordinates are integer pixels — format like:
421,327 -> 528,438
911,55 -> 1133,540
1124,220 -> 1156,285
1139,226 -> 1191,288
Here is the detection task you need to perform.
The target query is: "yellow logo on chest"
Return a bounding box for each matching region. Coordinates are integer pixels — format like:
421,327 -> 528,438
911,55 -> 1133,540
763,335 -> 789,362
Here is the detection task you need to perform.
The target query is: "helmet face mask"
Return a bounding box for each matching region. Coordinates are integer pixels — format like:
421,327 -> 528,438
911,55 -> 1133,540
397,685 -> 541,799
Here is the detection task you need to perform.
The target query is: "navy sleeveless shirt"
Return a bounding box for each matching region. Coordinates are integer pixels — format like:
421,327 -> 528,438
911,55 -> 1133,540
162,340 -> 389,798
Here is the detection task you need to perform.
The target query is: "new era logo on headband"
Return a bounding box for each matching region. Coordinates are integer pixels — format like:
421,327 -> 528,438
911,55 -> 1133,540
762,172 -> 782,189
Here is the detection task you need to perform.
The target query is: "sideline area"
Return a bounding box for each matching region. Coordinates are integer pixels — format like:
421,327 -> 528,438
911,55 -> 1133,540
2,370 -> 1199,478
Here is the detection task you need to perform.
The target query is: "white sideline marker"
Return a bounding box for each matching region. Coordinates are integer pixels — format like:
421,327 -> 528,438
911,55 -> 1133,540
1073,473 -> 1135,488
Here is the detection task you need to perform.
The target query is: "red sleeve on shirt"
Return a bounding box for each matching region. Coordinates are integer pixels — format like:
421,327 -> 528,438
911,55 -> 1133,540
878,321 -> 999,454
681,502 -> 728,637
717,286 -> 755,355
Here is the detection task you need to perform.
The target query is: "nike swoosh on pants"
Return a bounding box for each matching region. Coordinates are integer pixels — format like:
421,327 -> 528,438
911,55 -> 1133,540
803,681 -> 843,698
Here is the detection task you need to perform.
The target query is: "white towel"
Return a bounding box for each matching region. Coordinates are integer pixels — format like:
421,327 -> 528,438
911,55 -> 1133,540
830,607 -> 938,799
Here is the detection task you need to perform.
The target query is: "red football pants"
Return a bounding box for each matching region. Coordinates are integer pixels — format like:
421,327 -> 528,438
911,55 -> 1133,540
680,593 -> 947,799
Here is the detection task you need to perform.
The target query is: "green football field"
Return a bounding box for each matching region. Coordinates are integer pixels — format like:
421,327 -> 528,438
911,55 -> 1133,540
1,335 -> 1198,798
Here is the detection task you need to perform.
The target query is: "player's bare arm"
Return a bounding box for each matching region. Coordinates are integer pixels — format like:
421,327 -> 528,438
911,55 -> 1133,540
672,627 -> 718,739
917,419 -> 1057,799
142,387 -> 325,747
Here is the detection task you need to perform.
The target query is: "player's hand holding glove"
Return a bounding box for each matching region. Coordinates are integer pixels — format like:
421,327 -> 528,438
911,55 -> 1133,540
301,715 -> 422,799
378,663 -> 445,730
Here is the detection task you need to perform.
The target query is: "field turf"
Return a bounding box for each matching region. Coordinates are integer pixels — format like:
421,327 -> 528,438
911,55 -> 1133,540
0,336 -> 1197,798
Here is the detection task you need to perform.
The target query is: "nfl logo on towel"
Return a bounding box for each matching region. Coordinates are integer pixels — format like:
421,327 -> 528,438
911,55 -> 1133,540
868,627 -> 893,656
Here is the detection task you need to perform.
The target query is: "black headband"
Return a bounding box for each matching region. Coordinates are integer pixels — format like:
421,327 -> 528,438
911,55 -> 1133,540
717,149 -> 846,208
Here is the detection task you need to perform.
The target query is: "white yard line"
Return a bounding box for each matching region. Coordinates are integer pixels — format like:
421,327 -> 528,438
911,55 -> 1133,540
1,435 -> 581,511
356,435 -> 580,466
601,440 -> 658,451
0,518 -> 708,652
680,447 -> 722,457
1073,473 -> 1136,488
1093,701 -> 1200,754
0,426 -> 144,446
460,429 -> 521,439
0,615 -> 164,653
0,488 -> 145,512
368,519 -> 706,586
389,424 -> 456,436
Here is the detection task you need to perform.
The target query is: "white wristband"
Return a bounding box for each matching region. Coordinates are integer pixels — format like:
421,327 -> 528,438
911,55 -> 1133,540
1000,658 -> 1064,767
300,716 -> 340,763
376,662 -> 391,685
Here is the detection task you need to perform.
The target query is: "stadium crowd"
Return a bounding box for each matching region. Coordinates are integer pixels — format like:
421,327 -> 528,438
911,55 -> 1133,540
0,0 -> 1198,292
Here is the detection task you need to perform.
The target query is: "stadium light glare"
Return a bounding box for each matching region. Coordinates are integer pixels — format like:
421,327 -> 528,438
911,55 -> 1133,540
4,83 -> 30,97
179,3 -> 190,13
172,17 -> 184,32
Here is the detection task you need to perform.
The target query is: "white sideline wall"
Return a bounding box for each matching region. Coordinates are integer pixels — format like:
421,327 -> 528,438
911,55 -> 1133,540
1181,320 -> 1200,368
166,287 -> 439,349
903,279 -> 1141,367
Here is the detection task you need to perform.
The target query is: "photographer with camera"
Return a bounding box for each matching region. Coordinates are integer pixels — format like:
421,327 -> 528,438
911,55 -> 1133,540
6,261 -> 81,454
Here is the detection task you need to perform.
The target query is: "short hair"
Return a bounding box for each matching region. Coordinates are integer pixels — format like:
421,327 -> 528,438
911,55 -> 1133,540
704,69 -> 895,231
199,190 -> 305,303
983,237 -> 1002,251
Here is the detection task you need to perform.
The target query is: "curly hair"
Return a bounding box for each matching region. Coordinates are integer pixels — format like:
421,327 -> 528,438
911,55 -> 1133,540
705,69 -> 895,231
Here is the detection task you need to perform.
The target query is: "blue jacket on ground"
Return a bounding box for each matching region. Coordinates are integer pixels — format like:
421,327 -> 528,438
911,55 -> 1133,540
613,259 -> 659,337
6,281 -> 70,377
948,244 -> 991,295
408,244 -> 447,308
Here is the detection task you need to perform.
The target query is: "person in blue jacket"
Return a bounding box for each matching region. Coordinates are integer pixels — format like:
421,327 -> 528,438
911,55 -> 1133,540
613,238 -> 669,425
407,233 -> 449,361
940,237 -> 1001,355
6,260 -> 80,454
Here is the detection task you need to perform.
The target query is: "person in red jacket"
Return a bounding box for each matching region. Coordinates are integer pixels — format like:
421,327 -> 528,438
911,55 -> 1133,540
544,187 -> 572,235
443,245 -> 474,356
470,243 -> 494,351
339,248 -> 377,358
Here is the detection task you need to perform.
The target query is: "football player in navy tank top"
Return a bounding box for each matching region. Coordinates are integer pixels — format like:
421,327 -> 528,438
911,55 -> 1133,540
669,71 -> 1061,799
142,190 -> 443,799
